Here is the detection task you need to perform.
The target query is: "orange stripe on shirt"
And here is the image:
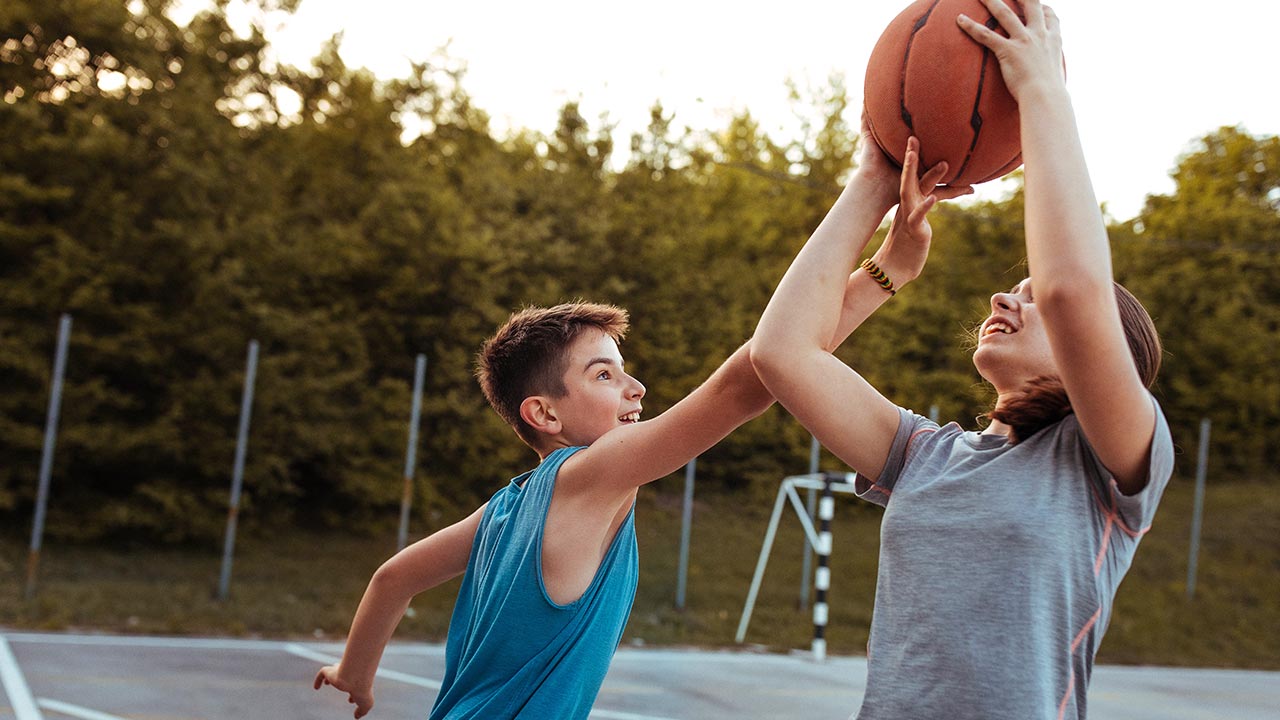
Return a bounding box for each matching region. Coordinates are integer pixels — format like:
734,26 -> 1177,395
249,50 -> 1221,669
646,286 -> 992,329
1057,607 -> 1103,720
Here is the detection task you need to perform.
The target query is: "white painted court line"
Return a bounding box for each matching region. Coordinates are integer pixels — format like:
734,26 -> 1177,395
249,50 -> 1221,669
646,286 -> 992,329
589,710 -> 682,720
1,631 -> 842,665
285,643 -> 443,690
1,632 -> 448,657
284,644 -> 681,720
0,635 -> 43,720
2,632 -> 290,652
36,699 -> 127,720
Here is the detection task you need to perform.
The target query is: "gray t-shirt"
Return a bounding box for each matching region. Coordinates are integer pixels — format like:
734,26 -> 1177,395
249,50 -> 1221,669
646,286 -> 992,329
853,395 -> 1174,720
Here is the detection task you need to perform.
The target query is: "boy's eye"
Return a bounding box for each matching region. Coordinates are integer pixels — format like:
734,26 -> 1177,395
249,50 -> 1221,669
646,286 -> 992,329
597,371 -> 611,380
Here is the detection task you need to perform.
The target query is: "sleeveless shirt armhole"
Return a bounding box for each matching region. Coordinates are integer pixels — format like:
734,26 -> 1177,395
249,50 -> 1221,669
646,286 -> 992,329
535,446 -> 636,611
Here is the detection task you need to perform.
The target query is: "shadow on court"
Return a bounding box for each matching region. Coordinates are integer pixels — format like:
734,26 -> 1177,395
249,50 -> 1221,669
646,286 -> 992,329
2,631 -> 1277,719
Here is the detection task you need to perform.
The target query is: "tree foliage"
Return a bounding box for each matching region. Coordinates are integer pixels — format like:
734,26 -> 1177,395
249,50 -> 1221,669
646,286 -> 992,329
1113,127 -> 1280,476
2,1 -> 1275,542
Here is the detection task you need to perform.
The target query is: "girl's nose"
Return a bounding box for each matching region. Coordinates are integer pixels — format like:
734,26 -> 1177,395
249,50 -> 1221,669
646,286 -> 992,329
991,292 -> 1020,313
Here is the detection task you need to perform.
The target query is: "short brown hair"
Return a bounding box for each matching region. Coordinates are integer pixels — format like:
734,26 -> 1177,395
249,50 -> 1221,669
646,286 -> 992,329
476,302 -> 629,446
989,281 -> 1162,443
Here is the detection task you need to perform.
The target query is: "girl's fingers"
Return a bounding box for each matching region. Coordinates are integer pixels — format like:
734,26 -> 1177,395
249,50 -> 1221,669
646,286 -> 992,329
900,138 -> 922,198
908,195 -> 937,228
933,185 -> 975,201
956,13 -> 1003,49
1043,4 -> 1059,33
1023,0 -> 1046,30
977,0 -> 1030,35
919,161 -> 949,193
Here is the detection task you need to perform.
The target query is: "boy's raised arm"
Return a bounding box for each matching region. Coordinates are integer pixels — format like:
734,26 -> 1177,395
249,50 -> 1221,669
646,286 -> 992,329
561,341 -> 771,500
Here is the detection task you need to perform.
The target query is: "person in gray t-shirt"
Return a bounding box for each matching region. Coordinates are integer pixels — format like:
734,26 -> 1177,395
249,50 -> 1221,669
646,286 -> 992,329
752,2 -> 1174,718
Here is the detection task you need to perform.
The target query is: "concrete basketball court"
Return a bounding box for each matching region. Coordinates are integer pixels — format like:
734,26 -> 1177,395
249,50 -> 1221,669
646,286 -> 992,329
2,631 -> 1276,719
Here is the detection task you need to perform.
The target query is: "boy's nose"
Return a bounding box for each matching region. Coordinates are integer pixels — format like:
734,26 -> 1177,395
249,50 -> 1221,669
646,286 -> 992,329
629,377 -> 646,399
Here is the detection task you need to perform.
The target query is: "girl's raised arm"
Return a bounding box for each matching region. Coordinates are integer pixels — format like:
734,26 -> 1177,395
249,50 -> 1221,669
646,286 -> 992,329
959,0 -> 1157,492
753,131 -> 968,480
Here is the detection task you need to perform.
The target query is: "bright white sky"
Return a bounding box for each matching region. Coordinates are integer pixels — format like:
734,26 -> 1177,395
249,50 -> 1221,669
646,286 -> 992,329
178,0 -> 1280,220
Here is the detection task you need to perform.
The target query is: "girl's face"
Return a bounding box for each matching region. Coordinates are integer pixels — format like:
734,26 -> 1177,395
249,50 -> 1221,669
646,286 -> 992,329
972,278 -> 1060,393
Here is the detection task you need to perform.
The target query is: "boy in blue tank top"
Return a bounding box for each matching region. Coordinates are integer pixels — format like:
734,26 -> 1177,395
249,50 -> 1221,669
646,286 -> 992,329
312,302 -> 780,719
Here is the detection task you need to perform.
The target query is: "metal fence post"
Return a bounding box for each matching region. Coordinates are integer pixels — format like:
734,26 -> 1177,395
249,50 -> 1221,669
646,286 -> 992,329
676,457 -> 696,610
218,340 -> 259,602
1186,417 -> 1210,599
25,314 -> 72,600
397,354 -> 427,552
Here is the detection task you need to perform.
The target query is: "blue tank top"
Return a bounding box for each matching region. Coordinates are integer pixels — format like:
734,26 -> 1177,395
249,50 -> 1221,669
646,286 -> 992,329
428,446 -> 639,720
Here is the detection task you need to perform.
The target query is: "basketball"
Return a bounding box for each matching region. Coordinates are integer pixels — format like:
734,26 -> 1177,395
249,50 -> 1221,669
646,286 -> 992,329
864,0 -> 1027,186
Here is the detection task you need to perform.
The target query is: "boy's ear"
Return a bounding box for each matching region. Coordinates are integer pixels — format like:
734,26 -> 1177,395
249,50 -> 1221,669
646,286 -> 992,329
519,396 -> 561,436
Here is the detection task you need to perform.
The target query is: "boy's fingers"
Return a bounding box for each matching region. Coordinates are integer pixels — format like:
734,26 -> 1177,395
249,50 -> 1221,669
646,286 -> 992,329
314,669 -> 326,690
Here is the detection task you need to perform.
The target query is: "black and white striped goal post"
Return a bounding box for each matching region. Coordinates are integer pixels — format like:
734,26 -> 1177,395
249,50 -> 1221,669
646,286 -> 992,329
735,471 -> 859,661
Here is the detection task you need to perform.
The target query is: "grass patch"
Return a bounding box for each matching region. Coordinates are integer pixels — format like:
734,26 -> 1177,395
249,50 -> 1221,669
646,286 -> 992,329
1,476 -> 1275,668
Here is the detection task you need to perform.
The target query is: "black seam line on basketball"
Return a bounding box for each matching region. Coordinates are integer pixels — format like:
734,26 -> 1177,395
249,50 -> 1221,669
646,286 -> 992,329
898,0 -> 943,132
954,14 -> 1001,183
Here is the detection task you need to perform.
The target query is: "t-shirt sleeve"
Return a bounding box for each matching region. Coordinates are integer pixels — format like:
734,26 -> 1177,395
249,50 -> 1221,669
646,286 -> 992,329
1072,393 -> 1175,532
854,406 -> 937,507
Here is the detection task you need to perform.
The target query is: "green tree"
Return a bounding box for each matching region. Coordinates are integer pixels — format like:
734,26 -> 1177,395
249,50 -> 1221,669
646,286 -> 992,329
1114,126 -> 1280,479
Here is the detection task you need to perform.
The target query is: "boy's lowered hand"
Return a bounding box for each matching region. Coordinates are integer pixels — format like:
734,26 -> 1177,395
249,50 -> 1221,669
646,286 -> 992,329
314,664 -> 374,718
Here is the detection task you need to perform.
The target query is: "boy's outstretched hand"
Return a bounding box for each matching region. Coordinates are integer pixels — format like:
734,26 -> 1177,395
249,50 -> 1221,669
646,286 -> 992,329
315,664 -> 374,719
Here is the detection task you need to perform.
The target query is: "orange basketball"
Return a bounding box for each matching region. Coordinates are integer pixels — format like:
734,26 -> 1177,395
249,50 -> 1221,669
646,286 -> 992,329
864,0 -> 1026,186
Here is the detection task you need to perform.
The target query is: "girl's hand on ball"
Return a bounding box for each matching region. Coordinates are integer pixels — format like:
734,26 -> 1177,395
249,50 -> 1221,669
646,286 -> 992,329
875,137 -> 973,285
853,110 -> 905,212
957,0 -> 1065,103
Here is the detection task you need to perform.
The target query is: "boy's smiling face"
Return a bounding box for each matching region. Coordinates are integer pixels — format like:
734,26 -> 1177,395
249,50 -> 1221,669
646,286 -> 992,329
540,328 -> 646,449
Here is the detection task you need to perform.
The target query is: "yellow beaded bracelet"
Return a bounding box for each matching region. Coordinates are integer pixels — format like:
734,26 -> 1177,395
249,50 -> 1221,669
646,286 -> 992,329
860,258 -> 897,296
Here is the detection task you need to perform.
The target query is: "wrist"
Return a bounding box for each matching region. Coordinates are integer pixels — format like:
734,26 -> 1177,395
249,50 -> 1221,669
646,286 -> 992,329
859,257 -> 904,296
869,251 -> 916,288
845,170 -> 898,214
1014,79 -> 1071,110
